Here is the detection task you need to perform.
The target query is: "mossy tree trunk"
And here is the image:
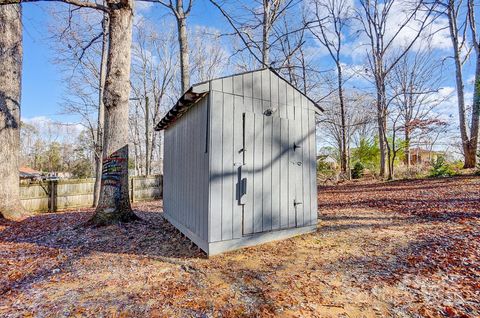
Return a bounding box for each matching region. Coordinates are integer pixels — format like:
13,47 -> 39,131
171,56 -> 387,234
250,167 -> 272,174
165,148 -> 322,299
0,4 -> 29,221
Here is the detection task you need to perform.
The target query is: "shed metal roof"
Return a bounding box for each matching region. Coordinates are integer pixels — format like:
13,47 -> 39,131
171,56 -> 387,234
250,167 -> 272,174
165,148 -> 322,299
154,68 -> 323,131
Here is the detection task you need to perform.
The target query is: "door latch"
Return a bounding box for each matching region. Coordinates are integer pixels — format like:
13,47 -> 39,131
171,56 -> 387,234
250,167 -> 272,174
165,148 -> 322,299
294,200 -> 303,207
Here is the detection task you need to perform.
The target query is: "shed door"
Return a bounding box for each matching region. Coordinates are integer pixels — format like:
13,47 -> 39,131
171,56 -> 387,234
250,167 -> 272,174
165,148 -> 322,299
239,111 -> 303,236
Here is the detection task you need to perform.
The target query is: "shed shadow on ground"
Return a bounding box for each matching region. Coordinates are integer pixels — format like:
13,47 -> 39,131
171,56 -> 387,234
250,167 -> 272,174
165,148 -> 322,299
0,206 -> 206,260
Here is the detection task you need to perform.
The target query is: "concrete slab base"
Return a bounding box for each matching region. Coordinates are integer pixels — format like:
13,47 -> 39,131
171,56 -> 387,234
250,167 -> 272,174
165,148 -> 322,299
163,211 -> 317,256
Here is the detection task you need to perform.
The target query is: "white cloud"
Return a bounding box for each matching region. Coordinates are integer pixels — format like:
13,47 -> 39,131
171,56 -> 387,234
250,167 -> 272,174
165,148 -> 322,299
135,1 -> 153,13
23,116 -> 85,143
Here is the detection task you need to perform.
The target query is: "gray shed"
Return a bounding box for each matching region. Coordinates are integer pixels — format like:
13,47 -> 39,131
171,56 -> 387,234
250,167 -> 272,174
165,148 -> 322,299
155,68 -> 321,256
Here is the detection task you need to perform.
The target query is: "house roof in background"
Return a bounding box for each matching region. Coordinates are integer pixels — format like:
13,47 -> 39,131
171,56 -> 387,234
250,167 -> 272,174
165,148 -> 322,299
19,166 -> 41,175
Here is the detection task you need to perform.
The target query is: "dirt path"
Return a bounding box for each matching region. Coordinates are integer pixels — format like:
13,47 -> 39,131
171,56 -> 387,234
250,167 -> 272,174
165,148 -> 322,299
0,176 -> 479,317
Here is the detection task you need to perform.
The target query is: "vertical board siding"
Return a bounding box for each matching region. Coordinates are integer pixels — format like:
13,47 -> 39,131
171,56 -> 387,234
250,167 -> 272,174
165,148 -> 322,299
288,119 -> 297,228
243,72 -> 253,98
309,109 -> 318,225
253,71 -> 262,99
164,97 -> 209,242
294,108 -> 304,227
280,118 -> 289,229
210,91 -> 223,242
261,69 -> 271,101
271,117 -> 281,230
301,106 -> 311,227
233,75 -> 243,96
262,115 -> 272,231
162,69 -> 319,247
243,111 -> 255,235
270,72 -> 279,107
253,113 -> 264,233
233,96 -> 245,238
222,93 -> 234,240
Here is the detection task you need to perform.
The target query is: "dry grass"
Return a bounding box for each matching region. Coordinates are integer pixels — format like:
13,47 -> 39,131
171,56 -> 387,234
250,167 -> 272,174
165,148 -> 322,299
1,175 -> 479,317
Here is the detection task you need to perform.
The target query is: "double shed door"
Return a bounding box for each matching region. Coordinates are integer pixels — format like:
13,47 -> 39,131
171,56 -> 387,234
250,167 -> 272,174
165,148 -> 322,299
236,110 -> 306,235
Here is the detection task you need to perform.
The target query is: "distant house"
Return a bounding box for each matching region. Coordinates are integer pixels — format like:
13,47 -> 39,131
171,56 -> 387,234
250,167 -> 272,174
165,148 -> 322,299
316,155 -> 338,170
19,166 -> 42,180
409,148 -> 444,165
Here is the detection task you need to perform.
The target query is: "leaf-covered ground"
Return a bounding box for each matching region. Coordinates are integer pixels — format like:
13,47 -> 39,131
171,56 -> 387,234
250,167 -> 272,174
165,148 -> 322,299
0,175 -> 479,317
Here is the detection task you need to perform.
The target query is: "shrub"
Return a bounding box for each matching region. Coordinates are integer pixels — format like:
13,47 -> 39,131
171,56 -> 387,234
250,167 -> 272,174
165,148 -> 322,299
429,156 -> 455,177
351,138 -> 380,172
316,158 -> 337,179
351,162 -> 365,179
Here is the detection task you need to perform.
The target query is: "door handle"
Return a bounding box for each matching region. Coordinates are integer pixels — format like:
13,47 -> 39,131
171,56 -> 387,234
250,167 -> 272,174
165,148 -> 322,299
293,143 -> 301,151
297,162 -> 302,166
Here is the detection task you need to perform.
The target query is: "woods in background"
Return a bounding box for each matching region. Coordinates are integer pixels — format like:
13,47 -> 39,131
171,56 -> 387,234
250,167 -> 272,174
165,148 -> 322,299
1,0 -> 479,221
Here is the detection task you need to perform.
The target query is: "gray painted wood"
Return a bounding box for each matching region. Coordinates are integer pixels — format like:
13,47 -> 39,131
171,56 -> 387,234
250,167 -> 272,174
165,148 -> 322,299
233,75 -> 243,96
222,93 -> 234,240
261,69 -> 270,101
243,111 -> 255,235
262,115 -> 272,231
308,109 -> 317,225
243,72 -> 253,98
253,112 -> 263,233
301,106 -> 310,227
210,91 -> 223,242
163,96 -> 209,243
253,71 -> 262,100
271,117 -> 281,230
162,68 -> 318,255
233,96 -> 244,238
288,119 -> 296,228
280,118 -> 289,229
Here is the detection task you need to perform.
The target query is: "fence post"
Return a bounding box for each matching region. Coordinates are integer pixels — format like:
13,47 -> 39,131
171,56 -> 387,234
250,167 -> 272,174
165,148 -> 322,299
130,177 -> 135,203
48,180 -> 58,212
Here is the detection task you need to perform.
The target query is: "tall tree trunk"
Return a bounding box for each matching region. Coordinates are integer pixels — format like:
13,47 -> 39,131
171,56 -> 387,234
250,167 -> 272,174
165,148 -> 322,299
176,2 -> 190,93
467,0 -> 479,169
448,0 -> 475,168
376,88 -> 387,178
337,63 -> 348,176
404,125 -> 411,167
466,54 -> 480,167
93,10 -> 109,207
89,0 -> 138,225
0,4 -> 29,220
261,0 -> 270,66
145,95 -> 150,175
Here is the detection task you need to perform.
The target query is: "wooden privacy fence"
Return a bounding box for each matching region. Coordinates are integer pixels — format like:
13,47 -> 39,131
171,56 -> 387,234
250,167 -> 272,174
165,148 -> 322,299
20,175 -> 163,212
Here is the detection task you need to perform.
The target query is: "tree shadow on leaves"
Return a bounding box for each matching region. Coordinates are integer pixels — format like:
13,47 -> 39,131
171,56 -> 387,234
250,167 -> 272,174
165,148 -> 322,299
0,203 -> 205,260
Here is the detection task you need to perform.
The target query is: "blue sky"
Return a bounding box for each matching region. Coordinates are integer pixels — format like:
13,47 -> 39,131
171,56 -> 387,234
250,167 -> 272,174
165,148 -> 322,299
20,0 -> 226,122
20,0 -> 478,141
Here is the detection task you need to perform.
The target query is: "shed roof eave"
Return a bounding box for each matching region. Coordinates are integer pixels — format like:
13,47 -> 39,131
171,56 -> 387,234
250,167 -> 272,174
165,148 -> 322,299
154,83 -> 210,131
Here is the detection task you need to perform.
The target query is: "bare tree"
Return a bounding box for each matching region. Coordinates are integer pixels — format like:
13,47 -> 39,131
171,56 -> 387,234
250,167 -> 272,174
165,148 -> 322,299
465,0 -> 479,167
0,4 -> 30,220
388,46 -> 447,169
308,0 -> 353,177
143,0 -> 192,93
210,0 -> 300,67
49,7 -> 109,206
356,0 -> 438,179
189,26 -> 229,82
1,0 -> 139,223
130,19 -> 178,176
89,0 -> 139,224
94,11 -> 108,206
